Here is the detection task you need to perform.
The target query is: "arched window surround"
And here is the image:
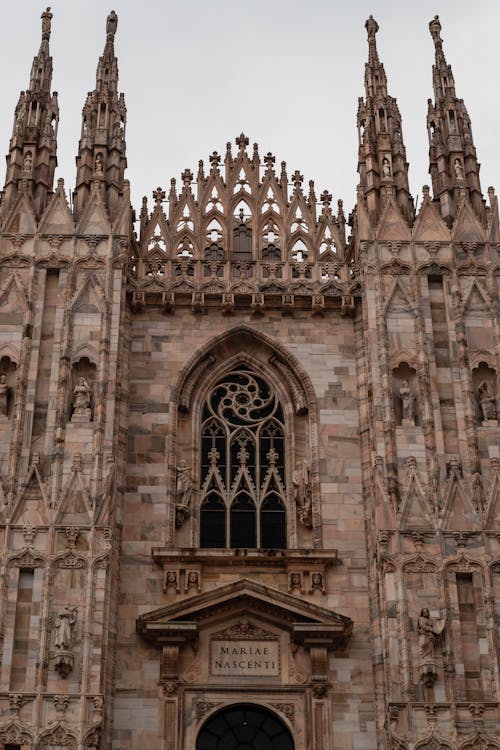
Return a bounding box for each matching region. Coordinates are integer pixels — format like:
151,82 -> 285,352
190,353 -> 295,549
169,326 -> 320,549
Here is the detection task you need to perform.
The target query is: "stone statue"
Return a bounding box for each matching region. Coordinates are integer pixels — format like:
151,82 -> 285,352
478,380 -> 496,421
292,460 -> 312,528
41,7 -> 53,39
399,380 -> 415,424
54,605 -> 77,651
0,374 -> 9,416
175,461 -> 192,527
106,10 -> 118,38
94,153 -> 104,174
417,608 -> 444,660
454,159 -> 464,181
72,377 -> 92,420
23,151 -> 33,173
382,157 -> 391,178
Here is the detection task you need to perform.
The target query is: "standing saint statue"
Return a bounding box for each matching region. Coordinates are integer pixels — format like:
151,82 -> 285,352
399,380 -> 415,424
0,374 -> 8,417
417,608 -> 444,660
175,460 -> 192,527
477,380 -> 496,421
54,605 -> 77,650
72,377 -> 92,419
292,460 -> 312,528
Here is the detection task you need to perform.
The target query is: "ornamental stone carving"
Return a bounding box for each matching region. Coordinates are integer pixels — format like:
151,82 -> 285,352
54,605 -> 77,678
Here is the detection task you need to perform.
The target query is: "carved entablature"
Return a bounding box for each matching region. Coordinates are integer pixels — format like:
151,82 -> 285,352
129,135 -> 356,310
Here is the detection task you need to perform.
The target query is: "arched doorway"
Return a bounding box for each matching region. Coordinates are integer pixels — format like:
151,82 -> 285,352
196,703 -> 295,750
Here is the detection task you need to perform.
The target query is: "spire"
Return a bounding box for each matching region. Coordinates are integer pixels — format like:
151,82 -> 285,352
0,7 -> 59,222
357,16 -> 413,226
427,15 -> 485,226
73,10 -> 127,221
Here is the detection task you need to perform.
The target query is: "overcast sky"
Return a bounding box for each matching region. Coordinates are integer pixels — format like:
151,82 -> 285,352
1,0 -> 499,218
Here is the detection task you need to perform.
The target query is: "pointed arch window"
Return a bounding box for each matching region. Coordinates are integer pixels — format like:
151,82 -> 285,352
200,368 -> 287,549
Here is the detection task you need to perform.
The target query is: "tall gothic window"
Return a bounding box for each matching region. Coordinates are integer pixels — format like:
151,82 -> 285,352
200,368 -> 287,549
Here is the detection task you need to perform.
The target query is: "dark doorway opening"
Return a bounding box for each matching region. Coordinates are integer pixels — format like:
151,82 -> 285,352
196,703 -> 294,750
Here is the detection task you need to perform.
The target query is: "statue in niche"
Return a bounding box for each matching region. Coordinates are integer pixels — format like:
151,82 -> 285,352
175,460 -> 192,527
54,604 -> 77,678
477,380 -> 497,422
399,380 -> 415,424
292,460 -> 312,528
382,157 -> 392,178
454,159 -> 464,181
0,374 -> 9,417
94,152 -> 104,175
417,608 -> 445,657
55,605 -> 77,650
23,151 -> 33,173
72,377 -> 92,421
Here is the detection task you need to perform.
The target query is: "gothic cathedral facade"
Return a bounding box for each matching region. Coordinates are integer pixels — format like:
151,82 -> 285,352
0,8 -> 498,750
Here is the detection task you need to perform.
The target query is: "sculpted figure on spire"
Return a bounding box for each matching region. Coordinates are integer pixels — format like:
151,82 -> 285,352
41,7 -> 53,40
106,10 -> 118,39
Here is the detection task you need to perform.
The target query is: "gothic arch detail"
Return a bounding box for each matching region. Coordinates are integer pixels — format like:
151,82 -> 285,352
169,326 -> 321,548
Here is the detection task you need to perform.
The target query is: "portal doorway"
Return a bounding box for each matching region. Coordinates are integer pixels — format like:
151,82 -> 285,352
196,703 -> 294,750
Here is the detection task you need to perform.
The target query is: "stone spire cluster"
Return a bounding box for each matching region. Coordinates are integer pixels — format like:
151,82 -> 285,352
73,9 -> 127,221
426,15 -> 485,226
0,7 -> 59,221
357,15 -> 414,225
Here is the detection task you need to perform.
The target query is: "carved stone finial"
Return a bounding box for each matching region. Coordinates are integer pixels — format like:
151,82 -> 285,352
235,132 -> 249,149
152,186 -> 165,204
181,169 -> 193,187
292,170 -> 303,188
320,190 -> 332,207
209,151 -> 221,167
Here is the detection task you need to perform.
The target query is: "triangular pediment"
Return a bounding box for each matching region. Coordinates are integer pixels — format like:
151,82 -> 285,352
412,197 -> 450,242
137,577 -> 351,647
2,190 -> 37,235
38,183 -> 74,235
376,197 -> 411,241
451,199 -> 486,243
76,185 -> 111,235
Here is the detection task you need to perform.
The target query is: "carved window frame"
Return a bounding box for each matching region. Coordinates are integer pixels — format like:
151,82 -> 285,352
199,366 -> 288,549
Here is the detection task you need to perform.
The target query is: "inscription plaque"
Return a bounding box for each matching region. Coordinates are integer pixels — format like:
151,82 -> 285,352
211,640 -> 280,676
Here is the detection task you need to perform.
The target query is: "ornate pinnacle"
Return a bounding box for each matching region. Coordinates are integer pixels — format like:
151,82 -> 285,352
292,170 -> 303,188
321,190 -> 332,206
235,132 -> 249,149
41,7 -> 53,41
106,10 -> 118,41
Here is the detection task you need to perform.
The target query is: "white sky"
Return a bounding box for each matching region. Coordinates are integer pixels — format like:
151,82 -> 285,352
1,0 -> 499,218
